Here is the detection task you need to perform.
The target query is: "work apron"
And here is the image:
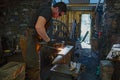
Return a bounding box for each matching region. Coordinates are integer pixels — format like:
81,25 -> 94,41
20,28 -> 41,80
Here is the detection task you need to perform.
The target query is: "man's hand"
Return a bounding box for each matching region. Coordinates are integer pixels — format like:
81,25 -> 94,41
40,41 -> 47,45
40,39 -> 56,46
47,40 -> 55,46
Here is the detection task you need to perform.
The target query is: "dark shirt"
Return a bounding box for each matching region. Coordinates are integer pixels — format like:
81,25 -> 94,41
31,3 -> 52,40
31,3 -> 52,29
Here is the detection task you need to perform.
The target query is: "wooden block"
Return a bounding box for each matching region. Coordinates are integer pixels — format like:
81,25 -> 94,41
100,60 -> 114,71
100,60 -> 114,80
0,62 -> 26,80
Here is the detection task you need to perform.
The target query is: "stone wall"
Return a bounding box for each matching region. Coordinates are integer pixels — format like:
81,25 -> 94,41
100,0 -> 120,59
0,0 -> 49,49
91,0 -> 120,59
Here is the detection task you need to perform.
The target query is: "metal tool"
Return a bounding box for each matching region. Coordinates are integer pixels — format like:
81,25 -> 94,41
52,45 -> 74,64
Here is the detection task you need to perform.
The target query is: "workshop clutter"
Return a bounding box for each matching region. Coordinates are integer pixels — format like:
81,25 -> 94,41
69,61 -> 86,73
106,44 -> 120,60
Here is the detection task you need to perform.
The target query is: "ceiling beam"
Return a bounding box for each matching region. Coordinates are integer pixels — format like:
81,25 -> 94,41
67,3 -> 97,7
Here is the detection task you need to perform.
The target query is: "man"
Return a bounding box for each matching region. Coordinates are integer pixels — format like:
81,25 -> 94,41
35,2 -> 67,43
20,2 -> 67,80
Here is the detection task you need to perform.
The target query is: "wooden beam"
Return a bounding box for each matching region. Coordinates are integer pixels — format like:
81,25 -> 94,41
67,3 -> 97,7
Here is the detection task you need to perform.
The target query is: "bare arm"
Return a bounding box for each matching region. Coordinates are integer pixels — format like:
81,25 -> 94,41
35,16 -> 50,42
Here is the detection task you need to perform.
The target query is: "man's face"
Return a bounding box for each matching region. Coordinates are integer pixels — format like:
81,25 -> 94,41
53,7 -> 64,18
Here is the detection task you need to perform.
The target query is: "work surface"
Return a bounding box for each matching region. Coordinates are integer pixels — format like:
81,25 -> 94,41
106,44 -> 120,61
